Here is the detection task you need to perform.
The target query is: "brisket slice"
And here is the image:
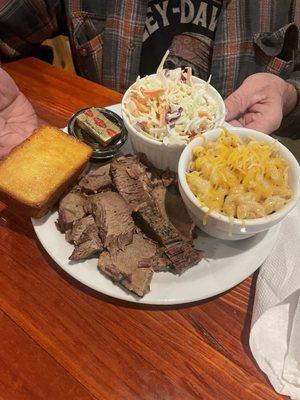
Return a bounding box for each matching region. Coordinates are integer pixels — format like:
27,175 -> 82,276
137,153 -> 177,188
137,207 -> 201,275
161,170 -> 177,188
111,155 -> 203,274
165,242 -> 203,275
65,215 -> 95,243
98,233 -> 156,297
152,185 -> 195,242
57,192 -> 87,233
111,155 -> 180,244
90,191 -> 135,252
69,228 -> 103,260
69,216 -> 103,261
110,155 -> 154,212
152,249 -> 172,272
136,206 -> 181,246
78,163 -> 112,194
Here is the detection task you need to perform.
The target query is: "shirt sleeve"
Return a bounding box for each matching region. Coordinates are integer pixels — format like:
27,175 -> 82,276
277,72 -> 300,139
0,0 -> 64,62
0,68 -> 37,158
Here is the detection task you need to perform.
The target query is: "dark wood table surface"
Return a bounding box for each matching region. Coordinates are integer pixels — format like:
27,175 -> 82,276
0,58 -> 287,400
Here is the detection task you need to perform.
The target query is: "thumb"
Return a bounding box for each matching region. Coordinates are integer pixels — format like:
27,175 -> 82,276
225,83 -> 264,122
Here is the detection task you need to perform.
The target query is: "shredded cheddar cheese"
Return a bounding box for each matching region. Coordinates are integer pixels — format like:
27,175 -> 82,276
187,128 -> 293,219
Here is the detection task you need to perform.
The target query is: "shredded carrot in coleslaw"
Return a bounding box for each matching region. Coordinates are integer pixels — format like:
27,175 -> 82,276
124,51 -> 223,145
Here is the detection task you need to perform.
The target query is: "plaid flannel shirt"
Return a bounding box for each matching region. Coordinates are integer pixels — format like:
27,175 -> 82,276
0,0 -> 299,127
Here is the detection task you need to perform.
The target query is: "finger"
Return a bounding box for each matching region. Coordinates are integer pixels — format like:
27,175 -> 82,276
244,103 -> 283,134
228,119 -> 243,127
244,114 -> 282,134
225,84 -> 265,122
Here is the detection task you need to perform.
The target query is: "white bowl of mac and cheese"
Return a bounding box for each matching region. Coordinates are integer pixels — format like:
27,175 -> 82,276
178,127 -> 300,240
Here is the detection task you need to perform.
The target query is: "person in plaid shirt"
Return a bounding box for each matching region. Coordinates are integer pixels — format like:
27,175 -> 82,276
0,0 -> 299,156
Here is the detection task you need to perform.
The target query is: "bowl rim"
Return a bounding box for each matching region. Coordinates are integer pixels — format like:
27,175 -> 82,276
121,73 -> 226,148
178,126 -> 300,227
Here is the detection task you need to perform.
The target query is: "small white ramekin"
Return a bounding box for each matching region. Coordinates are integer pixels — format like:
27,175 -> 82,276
178,127 -> 300,240
121,75 -> 225,171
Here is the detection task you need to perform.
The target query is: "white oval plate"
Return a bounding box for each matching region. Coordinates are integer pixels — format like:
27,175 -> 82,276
32,104 -> 279,305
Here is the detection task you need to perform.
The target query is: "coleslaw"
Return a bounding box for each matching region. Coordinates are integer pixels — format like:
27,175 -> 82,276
124,51 -> 223,146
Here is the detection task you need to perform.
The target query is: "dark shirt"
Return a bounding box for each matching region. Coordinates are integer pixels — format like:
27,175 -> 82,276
140,0 -> 223,79
0,0 -> 299,111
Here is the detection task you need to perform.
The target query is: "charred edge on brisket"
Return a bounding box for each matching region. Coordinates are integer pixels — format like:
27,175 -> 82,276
165,242 -> 203,275
136,206 -> 181,246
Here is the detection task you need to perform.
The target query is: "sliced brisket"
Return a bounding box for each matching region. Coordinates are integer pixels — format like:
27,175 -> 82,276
90,191 -> 135,252
136,206 -> 181,245
78,163 -> 112,194
152,185 -> 195,241
161,170 -> 177,188
165,242 -> 203,275
111,155 -> 203,274
69,216 -> 103,261
110,155 -> 154,211
69,233 -> 103,260
57,192 -> 87,233
98,233 -> 156,297
65,215 -> 95,243
152,251 -> 172,272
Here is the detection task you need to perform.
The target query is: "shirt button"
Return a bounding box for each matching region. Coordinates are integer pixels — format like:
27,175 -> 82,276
80,48 -> 88,56
127,41 -> 135,51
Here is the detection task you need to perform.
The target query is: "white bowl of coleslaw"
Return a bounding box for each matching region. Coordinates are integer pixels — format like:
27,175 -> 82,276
178,127 -> 300,240
122,63 -> 225,171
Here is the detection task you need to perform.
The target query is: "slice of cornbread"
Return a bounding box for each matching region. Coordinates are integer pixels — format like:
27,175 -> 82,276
0,126 -> 92,218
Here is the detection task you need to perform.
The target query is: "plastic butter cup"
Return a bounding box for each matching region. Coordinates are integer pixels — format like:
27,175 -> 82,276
68,107 -> 128,161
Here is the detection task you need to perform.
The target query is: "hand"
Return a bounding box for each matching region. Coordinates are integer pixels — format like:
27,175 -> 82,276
0,68 -> 38,158
225,73 -> 298,134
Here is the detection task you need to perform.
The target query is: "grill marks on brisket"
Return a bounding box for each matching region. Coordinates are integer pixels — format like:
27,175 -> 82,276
136,206 -> 181,245
98,233 -> 155,297
165,242 -> 203,274
111,155 -> 202,274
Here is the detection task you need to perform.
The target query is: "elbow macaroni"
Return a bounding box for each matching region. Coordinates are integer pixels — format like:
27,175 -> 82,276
186,129 -> 293,219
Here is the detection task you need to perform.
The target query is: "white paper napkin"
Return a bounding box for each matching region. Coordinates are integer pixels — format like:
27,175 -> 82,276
250,200 -> 300,399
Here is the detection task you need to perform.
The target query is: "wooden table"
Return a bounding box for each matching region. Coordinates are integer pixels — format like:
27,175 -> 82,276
0,58 -> 286,400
